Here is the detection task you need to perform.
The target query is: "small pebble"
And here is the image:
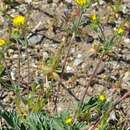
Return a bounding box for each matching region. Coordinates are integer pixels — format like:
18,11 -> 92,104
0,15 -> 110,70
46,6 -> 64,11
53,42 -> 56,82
66,66 -> 74,73
11,68 -> 16,81
87,35 -> 94,43
73,58 -> 83,66
47,0 -> 53,4
28,34 -> 43,45
75,36 -> 82,42
109,111 -> 118,125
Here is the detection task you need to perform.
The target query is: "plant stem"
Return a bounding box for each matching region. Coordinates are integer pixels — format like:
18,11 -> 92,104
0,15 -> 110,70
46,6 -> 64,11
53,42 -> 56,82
60,33 -> 75,79
27,46 -> 30,84
80,55 -> 103,107
53,8 -> 83,112
61,7 -> 83,79
17,40 -> 21,84
3,48 -> 15,86
98,24 -> 105,42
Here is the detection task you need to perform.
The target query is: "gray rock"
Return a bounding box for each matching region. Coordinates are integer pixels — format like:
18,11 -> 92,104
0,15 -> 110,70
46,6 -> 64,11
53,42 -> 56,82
109,111 -> 118,125
124,38 -> 130,44
35,76 -> 44,84
43,51 -> 49,61
11,68 -> 17,81
66,65 -> 74,73
73,58 -> 83,66
122,71 -> 130,89
28,34 -> 43,44
25,0 -> 32,3
73,54 -> 83,66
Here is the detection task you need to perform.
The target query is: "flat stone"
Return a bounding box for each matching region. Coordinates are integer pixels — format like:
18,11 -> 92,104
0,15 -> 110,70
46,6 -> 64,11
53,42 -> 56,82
28,34 -> 43,44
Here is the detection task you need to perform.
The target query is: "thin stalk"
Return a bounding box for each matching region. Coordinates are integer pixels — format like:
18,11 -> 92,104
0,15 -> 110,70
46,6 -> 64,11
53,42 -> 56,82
73,54 -> 104,123
80,55 -> 103,107
26,46 -> 30,84
53,8 -> 83,112
98,24 -> 105,42
61,7 -> 83,79
3,48 -> 15,86
24,38 -> 30,85
60,33 -> 75,79
17,40 -> 21,84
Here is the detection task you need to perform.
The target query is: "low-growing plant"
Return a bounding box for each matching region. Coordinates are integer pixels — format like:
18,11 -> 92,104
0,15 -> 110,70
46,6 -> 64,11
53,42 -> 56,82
0,109 -> 87,130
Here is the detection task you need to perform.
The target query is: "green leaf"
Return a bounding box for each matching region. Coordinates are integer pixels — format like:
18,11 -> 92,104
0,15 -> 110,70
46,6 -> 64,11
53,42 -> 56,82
81,97 -> 98,112
0,64 -> 4,77
0,51 -> 4,61
72,20 -> 79,33
27,112 -> 50,130
74,122 -> 87,130
90,23 -> 99,32
51,118 -> 67,130
0,110 -> 23,129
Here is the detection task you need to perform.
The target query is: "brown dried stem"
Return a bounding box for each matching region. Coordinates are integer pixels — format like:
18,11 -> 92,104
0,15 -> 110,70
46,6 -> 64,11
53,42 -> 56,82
80,55 -> 103,107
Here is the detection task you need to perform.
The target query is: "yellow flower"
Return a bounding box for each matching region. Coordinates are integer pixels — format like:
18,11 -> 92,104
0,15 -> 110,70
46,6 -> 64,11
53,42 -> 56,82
13,15 -> 26,28
98,95 -> 106,103
91,14 -> 97,21
0,39 -> 8,47
117,27 -> 125,35
65,117 -> 73,125
75,0 -> 87,7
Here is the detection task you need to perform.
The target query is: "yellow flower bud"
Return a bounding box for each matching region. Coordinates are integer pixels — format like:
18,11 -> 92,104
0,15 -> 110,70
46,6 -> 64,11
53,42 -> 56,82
91,14 -> 97,21
65,117 -> 73,125
12,28 -> 20,39
13,15 -> 26,28
75,0 -> 87,7
117,27 -> 125,35
98,95 -> 106,103
0,39 -> 8,47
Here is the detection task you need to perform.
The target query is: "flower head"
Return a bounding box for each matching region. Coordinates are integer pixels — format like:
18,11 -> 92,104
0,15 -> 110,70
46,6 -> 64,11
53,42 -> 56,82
91,14 -> 97,22
13,15 -> 26,28
74,0 -> 87,7
0,39 -> 8,47
98,95 -> 106,103
117,27 -> 125,35
65,117 -> 73,125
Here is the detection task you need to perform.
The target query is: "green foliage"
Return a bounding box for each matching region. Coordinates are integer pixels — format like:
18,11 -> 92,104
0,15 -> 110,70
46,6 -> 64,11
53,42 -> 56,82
13,84 -> 50,120
0,50 -> 4,77
0,64 -> 4,76
0,51 -> 4,61
76,96 -> 112,129
3,0 -> 13,5
0,110 -> 87,130
0,110 -> 25,130
0,97 -> 112,130
42,41 -> 65,80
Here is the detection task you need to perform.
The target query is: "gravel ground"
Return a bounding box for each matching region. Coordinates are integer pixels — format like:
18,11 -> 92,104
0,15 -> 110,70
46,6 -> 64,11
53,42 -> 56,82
0,0 -> 130,128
